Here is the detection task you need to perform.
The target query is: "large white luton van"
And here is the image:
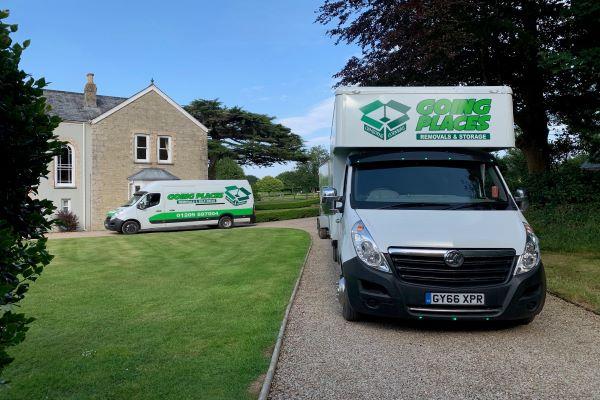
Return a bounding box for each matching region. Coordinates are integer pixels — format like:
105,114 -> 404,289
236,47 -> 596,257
105,180 -> 255,234
318,86 -> 545,323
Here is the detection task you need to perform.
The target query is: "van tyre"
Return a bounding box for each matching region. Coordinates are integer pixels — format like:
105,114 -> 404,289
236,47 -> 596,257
121,220 -> 140,235
339,278 -> 360,321
218,215 -> 234,229
516,316 -> 535,325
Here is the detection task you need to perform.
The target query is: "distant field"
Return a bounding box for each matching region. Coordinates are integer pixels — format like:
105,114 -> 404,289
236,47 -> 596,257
2,228 -> 310,400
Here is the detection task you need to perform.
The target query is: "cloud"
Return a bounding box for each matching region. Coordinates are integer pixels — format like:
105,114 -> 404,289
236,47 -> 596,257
279,97 -> 334,137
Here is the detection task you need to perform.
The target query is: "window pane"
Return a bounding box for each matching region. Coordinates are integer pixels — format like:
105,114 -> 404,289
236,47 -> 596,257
159,149 -> 169,160
160,137 -> 168,149
137,135 -> 147,147
137,148 -> 147,160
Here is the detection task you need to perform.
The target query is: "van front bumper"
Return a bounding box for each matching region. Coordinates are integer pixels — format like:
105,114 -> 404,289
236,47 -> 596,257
104,217 -> 124,232
341,256 -> 546,321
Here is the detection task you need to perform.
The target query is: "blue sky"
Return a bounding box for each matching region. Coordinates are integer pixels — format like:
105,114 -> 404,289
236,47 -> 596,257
4,0 -> 358,177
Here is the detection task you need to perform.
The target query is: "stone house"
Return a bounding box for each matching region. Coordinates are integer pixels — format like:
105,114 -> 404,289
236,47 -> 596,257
40,74 -> 208,230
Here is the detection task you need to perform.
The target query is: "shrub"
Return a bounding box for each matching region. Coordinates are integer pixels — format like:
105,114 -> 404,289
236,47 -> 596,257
255,198 -> 319,210
0,10 -> 61,378
255,176 -> 284,194
255,206 -> 319,222
55,210 -> 79,232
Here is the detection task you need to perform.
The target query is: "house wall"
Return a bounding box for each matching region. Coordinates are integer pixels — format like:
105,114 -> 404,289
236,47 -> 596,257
38,121 -> 87,230
90,90 -> 208,230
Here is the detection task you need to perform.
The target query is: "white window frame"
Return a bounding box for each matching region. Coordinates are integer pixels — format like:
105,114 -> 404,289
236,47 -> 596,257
134,134 -> 150,163
55,143 -> 75,188
157,135 -> 172,164
60,198 -> 71,213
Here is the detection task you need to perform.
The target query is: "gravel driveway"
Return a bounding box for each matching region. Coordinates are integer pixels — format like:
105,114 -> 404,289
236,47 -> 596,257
260,218 -> 600,400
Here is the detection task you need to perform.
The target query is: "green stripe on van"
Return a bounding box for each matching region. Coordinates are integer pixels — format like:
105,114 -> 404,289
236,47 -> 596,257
148,208 -> 253,223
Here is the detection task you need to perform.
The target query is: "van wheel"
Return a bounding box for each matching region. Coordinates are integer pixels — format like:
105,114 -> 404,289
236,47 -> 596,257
121,220 -> 140,234
218,215 -> 234,229
338,277 -> 360,321
516,316 -> 535,325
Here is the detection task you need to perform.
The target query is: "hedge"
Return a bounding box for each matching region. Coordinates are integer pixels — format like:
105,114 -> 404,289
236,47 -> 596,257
255,198 -> 319,211
255,206 -> 319,222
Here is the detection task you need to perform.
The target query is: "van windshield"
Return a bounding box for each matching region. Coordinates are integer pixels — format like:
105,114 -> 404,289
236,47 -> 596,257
351,161 -> 515,210
122,192 -> 146,207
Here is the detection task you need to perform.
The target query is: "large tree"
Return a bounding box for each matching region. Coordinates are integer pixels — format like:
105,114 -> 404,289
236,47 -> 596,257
0,10 -> 61,378
185,99 -> 306,179
317,0 -> 599,172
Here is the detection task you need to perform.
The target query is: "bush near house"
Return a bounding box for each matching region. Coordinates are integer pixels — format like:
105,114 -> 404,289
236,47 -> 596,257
55,210 -> 79,232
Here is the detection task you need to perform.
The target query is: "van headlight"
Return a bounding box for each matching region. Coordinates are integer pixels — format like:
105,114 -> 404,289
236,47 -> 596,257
514,223 -> 541,275
351,221 -> 391,273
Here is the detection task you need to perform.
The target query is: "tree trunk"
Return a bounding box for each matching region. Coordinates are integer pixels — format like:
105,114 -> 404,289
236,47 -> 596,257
520,144 -> 549,174
207,155 -> 218,180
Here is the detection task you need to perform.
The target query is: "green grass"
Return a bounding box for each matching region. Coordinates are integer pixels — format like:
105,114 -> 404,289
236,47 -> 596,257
525,203 -> 600,313
2,228 -> 310,400
544,252 -> 600,313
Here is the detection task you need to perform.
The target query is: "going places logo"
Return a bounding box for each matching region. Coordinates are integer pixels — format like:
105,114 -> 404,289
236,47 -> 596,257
360,100 -> 410,141
224,185 -> 251,206
359,97 -> 493,141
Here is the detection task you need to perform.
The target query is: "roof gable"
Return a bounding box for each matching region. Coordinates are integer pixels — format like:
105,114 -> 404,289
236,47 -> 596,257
90,85 -> 208,132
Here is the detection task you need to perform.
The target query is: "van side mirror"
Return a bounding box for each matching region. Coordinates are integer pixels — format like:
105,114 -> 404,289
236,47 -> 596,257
514,188 -> 529,211
137,202 -> 146,210
321,187 -> 337,202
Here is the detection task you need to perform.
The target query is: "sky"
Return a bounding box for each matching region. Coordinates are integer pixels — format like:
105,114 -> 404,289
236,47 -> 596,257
4,0 -> 358,177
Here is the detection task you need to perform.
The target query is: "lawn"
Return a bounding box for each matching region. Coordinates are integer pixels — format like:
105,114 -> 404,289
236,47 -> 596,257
2,228 -> 310,400
526,204 -> 600,313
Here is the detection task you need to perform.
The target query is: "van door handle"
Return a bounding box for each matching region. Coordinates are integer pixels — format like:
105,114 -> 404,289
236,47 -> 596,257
155,210 -> 162,212
169,209 -> 175,211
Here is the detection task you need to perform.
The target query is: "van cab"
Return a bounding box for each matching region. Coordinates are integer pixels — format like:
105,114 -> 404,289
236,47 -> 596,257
105,180 -> 255,234
318,87 -> 545,324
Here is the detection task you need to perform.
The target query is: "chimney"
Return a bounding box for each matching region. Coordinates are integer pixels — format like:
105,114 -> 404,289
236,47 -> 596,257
84,73 -> 97,108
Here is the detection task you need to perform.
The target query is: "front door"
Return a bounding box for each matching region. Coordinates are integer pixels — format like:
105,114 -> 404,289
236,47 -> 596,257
135,192 -> 163,230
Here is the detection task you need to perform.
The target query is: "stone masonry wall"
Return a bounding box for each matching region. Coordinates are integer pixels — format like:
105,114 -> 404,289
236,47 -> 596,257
90,90 -> 207,230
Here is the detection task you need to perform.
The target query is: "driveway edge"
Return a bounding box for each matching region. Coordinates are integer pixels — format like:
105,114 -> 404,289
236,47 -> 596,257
258,240 -> 313,400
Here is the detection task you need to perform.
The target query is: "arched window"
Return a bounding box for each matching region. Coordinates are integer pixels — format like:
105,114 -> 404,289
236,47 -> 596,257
55,144 -> 74,187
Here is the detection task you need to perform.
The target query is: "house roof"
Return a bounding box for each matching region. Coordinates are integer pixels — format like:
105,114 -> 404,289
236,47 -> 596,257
43,90 -> 127,122
127,168 -> 180,181
43,85 -> 208,132
91,85 -> 209,132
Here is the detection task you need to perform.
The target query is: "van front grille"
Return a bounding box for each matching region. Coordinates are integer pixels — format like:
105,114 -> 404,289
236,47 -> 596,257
388,248 -> 516,287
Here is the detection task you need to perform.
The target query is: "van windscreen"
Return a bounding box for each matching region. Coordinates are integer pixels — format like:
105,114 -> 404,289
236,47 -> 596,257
350,161 -> 514,210
122,192 -> 146,207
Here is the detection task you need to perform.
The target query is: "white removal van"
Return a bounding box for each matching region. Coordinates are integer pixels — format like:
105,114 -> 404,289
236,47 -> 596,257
104,180 -> 255,234
318,86 -> 545,323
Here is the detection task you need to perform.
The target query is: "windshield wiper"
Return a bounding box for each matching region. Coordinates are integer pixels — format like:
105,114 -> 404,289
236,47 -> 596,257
444,201 -> 509,210
377,202 -> 450,210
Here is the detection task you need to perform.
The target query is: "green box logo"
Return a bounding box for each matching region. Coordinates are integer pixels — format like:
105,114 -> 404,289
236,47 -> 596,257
224,186 -> 251,206
360,100 -> 410,141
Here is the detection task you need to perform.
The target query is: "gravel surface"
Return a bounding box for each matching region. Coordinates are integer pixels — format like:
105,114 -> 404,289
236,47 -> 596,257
260,218 -> 600,400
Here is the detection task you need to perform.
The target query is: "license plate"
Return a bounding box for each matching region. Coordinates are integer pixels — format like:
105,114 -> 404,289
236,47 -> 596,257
425,292 -> 485,305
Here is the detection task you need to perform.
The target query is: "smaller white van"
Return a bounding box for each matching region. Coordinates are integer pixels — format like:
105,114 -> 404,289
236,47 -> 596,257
104,180 -> 255,234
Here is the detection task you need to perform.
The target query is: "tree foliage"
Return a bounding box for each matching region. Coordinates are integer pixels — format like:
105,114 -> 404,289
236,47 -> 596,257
184,99 -> 307,179
214,158 -> 245,180
278,146 -> 329,193
0,10 -> 61,379
255,176 -> 284,194
317,0 -> 599,172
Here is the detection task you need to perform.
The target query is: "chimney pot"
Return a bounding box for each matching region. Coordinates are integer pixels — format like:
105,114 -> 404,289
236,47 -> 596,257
84,73 -> 97,108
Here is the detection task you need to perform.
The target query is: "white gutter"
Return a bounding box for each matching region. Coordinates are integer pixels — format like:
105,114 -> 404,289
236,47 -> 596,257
82,122 -> 86,231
